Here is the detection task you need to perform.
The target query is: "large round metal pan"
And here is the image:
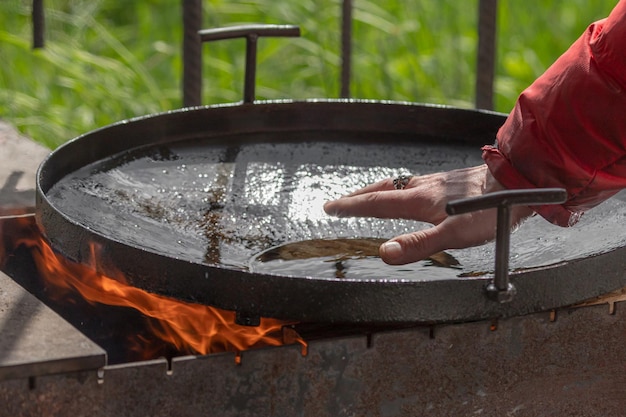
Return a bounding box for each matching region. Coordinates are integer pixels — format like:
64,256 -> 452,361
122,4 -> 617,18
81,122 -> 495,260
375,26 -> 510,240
36,100 -> 626,324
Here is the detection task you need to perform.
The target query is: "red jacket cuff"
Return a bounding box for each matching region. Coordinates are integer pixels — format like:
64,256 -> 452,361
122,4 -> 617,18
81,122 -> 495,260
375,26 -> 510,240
482,0 -> 626,227
482,146 -> 578,227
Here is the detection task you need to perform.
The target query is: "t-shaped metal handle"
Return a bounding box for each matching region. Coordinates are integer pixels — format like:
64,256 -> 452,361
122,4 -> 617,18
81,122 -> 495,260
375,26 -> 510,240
199,24 -> 301,104
446,188 -> 567,303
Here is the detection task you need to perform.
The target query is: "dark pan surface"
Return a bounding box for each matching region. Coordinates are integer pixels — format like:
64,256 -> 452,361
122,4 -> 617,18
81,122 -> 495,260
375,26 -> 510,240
45,138 -> 484,278
36,101 -> 626,323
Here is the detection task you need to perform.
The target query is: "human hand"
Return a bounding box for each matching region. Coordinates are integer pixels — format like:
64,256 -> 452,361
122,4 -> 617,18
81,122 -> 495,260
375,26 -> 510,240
323,164 -> 534,265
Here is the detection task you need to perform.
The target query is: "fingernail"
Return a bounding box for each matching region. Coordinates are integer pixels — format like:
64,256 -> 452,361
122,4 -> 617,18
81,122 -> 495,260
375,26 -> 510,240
323,202 -> 337,215
381,241 -> 402,260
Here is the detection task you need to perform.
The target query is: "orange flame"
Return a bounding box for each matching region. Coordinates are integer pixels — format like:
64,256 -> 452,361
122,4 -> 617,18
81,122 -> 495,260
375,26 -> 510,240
1,215 -> 306,358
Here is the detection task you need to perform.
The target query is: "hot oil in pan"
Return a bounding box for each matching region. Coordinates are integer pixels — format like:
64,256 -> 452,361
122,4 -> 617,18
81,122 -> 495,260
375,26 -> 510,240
45,138 -> 626,280
250,238 -> 460,279
46,139 -> 480,280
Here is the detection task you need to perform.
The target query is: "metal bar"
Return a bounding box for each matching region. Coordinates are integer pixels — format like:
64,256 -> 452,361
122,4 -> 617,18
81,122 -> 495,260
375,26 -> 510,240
199,25 -> 300,104
340,0 -> 353,98
494,203 -> 510,291
32,0 -> 45,49
182,0 -> 203,107
475,0 -> 498,110
199,25 -> 300,42
446,188 -> 567,216
447,188 -> 567,303
244,35 -> 258,104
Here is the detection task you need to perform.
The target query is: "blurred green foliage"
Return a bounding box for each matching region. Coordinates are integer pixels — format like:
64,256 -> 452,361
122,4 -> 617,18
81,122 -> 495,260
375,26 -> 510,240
0,0 -> 618,148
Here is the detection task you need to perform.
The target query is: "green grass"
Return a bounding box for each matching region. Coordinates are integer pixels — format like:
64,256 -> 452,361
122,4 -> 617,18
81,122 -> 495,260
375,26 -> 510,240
0,0 -> 618,148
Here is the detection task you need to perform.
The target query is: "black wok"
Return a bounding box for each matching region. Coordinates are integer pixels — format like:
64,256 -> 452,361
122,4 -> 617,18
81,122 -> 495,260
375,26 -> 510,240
35,100 -> 626,324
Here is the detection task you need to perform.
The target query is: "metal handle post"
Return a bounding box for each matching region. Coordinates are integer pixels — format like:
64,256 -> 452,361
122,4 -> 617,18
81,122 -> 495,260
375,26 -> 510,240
446,188 -> 567,303
199,24 -> 300,104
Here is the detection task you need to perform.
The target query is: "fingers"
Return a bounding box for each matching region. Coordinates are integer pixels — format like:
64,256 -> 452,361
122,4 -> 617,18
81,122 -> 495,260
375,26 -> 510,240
323,164 -> 535,265
324,175 -> 446,222
379,229 -> 448,265
324,165 -> 492,223
379,211 -> 495,264
323,177 -> 395,217
379,205 -> 533,265
323,189 -> 437,220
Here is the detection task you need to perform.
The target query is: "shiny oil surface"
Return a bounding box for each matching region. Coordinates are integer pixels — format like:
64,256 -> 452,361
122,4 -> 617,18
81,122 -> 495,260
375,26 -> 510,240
46,137 -> 626,281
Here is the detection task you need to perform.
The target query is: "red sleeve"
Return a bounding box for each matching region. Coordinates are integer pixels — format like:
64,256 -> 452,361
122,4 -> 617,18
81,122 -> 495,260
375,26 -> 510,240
482,0 -> 626,226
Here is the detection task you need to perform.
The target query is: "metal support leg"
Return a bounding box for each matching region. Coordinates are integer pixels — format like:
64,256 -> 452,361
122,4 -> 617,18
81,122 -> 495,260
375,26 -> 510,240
32,0 -> 45,49
475,0 -> 498,110
446,188 -> 567,303
182,0 -> 203,107
340,0 -> 353,98
199,25 -> 300,104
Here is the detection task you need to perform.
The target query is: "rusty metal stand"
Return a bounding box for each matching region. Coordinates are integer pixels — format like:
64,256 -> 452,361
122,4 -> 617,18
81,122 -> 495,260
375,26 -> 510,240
182,0 -> 203,107
475,0 -> 498,110
32,0 -> 45,49
340,0 -> 353,98
2,301 -> 626,416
